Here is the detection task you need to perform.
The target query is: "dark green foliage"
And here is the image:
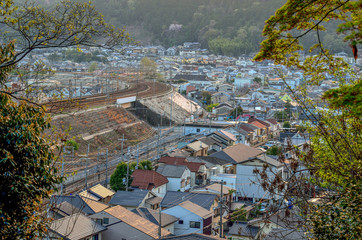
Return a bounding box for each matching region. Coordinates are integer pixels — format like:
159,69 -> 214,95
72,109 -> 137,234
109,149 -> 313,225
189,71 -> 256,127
110,160 -> 152,191
0,94 -> 63,238
230,206 -> 247,222
274,111 -> 288,121
266,145 -> 282,156
201,91 -> 211,105
283,121 -> 291,128
65,139 -> 79,151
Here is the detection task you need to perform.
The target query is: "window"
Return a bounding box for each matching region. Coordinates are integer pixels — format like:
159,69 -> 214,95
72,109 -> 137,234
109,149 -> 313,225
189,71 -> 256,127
103,218 -> 109,224
92,235 -> 99,240
95,219 -> 102,225
197,128 -> 200,132
190,221 -> 200,228
178,220 -> 184,224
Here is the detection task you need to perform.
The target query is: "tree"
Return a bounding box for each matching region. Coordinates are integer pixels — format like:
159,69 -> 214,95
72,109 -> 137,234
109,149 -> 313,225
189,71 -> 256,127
201,91 -> 211,105
206,103 -> 218,112
283,121 -> 291,129
229,106 -> 243,119
254,0 -> 361,238
88,62 -> 98,72
253,77 -> 262,85
110,160 -> 152,191
274,110 -> 288,122
0,0 -> 132,238
266,145 -> 282,156
140,57 -> 157,80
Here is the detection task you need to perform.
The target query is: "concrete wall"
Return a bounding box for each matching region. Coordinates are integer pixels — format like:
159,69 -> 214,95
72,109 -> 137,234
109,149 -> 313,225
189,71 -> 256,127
163,206 -> 204,236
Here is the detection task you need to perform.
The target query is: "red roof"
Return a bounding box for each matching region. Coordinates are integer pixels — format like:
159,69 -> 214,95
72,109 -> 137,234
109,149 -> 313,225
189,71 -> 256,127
248,117 -> 270,128
159,157 -> 203,172
186,85 -> 197,94
131,170 -> 168,190
266,118 -> 278,125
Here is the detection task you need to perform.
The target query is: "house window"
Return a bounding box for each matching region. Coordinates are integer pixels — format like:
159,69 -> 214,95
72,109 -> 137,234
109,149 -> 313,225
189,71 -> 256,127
103,218 -> 109,224
197,128 -> 200,132
95,219 -> 102,225
189,221 -> 201,228
92,235 -> 99,240
178,220 -> 184,224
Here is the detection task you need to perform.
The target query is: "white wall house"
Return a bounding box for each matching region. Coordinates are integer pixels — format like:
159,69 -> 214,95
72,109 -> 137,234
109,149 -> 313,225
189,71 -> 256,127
236,156 -> 283,202
162,201 -> 212,236
157,165 -> 191,192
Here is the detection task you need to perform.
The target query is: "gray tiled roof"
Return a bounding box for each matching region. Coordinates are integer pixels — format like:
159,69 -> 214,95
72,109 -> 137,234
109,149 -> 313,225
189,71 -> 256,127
156,164 -> 188,178
131,207 -> 179,227
228,222 -> 260,237
161,233 -> 222,239
51,195 -> 94,215
109,189 -> 149,207
161,191 -> 217,210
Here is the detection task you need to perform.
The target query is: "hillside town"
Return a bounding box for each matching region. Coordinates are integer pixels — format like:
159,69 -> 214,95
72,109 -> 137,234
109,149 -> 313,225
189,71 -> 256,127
16,39 -> 359,240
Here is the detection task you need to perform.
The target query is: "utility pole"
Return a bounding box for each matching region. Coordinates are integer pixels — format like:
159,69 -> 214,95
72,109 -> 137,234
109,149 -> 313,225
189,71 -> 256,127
119,134 -> 127,162
219,180 -> 224,238
126,147 -> 130,191
170,90 -> 173,127
157,125 -> 161,160
136,144 -> 139,169
105,148 -> 109,187
158,203 -> 162,239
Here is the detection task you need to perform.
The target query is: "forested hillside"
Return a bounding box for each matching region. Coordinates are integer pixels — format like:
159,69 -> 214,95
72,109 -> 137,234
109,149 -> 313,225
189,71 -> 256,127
66,0 -> 350,56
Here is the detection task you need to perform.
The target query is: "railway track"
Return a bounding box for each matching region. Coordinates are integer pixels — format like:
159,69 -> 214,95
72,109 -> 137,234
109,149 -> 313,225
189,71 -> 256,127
44,81 -> 170,113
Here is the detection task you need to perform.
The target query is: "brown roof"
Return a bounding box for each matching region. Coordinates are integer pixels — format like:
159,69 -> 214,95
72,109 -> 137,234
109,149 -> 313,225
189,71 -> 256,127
179,201 -> 213,218
131,169 -> 168,190
238,124 -> 254,133
50,213 -> 106,240
223,144 -> 263,163
248,117 -> 270,128
79,184 -> 115,200
250,121 -> 267,129
105,205 -> 171,239
81,197 -> 109,213
159,156 -> 204,172
266,118 -> 278,125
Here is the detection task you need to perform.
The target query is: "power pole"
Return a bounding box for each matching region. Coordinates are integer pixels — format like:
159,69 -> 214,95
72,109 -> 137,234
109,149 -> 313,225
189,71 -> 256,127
219,180 -> 224,238
170,84 -> 173,127
158,203 -> 162,239
119,134 -> 127,162
126,147 -> 130,191
136,144 -> 139,169
105,148 -> 109,187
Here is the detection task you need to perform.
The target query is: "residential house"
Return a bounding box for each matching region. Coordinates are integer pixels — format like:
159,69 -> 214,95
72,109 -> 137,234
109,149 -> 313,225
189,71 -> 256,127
238,123 -> 259,145
131,170 -> 169,197
225,126 -> 252,145
209,143 -> 264,174
90,205 -> 171,240
172,74 -> 213,88
161,233 -> 222,239
211,92 -> 231,104
248,117 -> 271,142
48,213 -> 106,240
236,155 -> 283,202
265,118 -> 280,138
50,195 -> 109,217
212,103 -> 233,117
159,157 -> 207,186
283,131 -> 310,147
218,83 -> 234,92
132,207 -> 179,234
227,222 -> 260,240
191,183 -> 233,207
197,136 -> 225,154
79,183 -> 115,203
234,74 -> 253,88
162,201 -> 213,236
183,122 -> 230,136
109,189 -> 160,210
210,174 -> 237,190
187,156 -> 231,181
156,164 -> 191,192
184,140 -> 208,156
208,130 -> 236,147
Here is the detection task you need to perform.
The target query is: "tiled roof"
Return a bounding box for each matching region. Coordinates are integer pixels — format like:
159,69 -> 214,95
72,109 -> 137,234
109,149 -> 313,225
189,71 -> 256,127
87,184 -> 115,199
179,201 -> 213,218
220,130 -> 237,141
157,165 -> 189,178
161,191 -> 217,210
159,156 -> 203,172
249,120 -> 267,129
50,213 -> 106,240
105,205 -> 171,239
186,141 -> 208,151
266,118 -> 278,125
210,143 -> 263,164
228,222 -> 260,237
109,189 -> 149,207
131,207 -> 179,227
161,233 -> 222,239
248,117 -> 270,127
131,169 -> 169,190
80,197 -> 109,213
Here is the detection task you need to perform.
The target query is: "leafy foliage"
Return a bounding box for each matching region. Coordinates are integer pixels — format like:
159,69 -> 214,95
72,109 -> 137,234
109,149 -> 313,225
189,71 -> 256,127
0,94 -> 63,238
229,106 -> 243,119
283,121 -> 291,129
254,0 -> 361,238
266,145 -> 282,156
110,160 -> 152,191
